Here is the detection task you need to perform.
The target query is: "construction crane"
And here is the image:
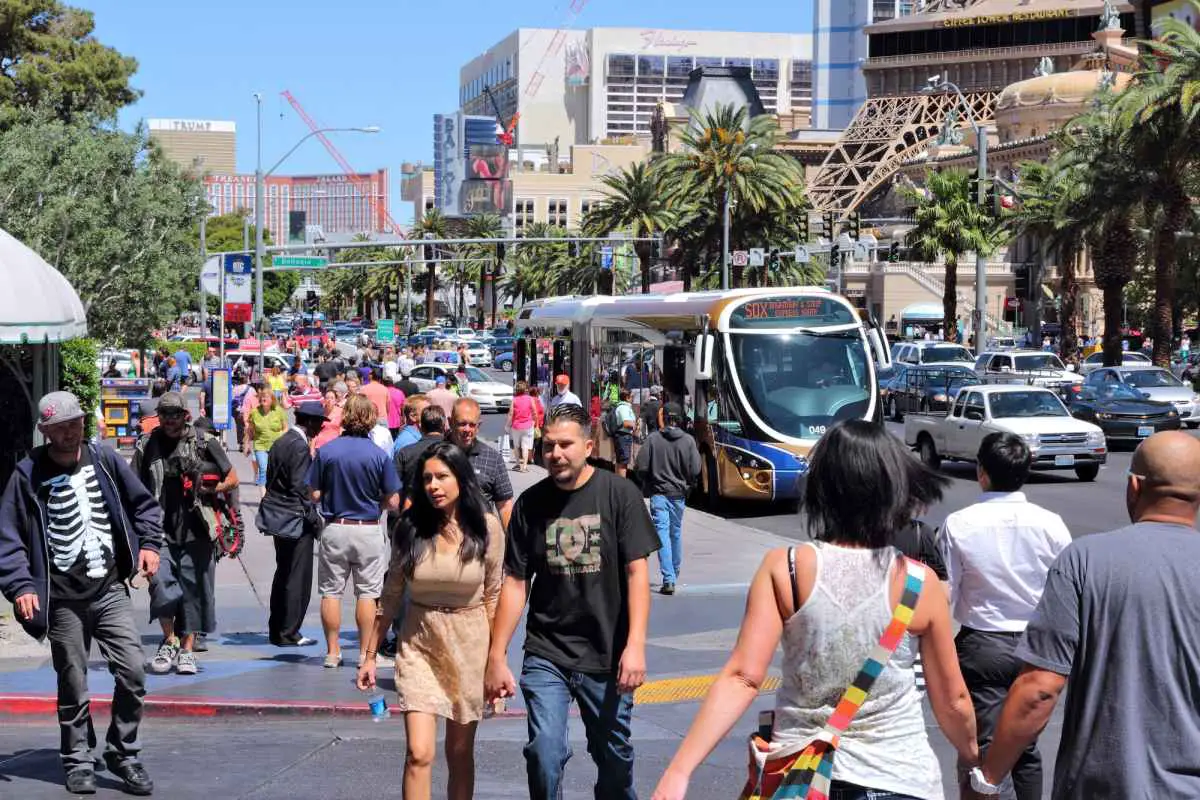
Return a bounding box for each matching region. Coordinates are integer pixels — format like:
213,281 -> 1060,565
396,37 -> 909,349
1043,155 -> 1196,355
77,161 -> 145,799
481,85 -> 519,147
280,90 -> 405,237
522,0 -> 590,99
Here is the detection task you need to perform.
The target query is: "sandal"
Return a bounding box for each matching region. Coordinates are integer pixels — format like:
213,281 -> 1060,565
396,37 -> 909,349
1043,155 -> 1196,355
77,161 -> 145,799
323,652 -> 343,669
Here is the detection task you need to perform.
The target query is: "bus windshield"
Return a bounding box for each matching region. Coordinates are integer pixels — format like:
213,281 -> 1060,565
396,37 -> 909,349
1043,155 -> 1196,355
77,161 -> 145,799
726,330 -> 871,440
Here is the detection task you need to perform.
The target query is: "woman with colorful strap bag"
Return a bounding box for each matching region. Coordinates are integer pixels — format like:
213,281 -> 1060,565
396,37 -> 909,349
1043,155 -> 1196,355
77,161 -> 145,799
652,421 -> 980,800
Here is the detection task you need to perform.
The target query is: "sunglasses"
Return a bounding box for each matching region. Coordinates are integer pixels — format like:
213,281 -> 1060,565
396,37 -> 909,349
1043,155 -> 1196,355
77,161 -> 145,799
160,409 -> 186,419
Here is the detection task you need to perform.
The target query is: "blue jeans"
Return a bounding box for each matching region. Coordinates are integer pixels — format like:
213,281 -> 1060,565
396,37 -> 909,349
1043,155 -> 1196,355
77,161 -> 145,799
828,783 -> 922,800
650,495 -> 685,585
254,449 -> 269,486
520,653 -> 636,800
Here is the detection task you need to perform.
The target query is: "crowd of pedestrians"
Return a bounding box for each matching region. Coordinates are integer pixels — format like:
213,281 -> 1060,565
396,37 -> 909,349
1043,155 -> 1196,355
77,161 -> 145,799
2,329 -> 1200,798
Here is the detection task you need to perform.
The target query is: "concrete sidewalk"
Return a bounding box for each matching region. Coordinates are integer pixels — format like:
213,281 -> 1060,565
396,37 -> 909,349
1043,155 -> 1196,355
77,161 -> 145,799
0,438 -> 792,718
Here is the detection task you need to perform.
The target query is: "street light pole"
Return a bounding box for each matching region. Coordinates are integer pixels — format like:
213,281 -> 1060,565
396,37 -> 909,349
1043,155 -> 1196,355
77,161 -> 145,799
721,184 -> 731,291
254,92 -> 265,376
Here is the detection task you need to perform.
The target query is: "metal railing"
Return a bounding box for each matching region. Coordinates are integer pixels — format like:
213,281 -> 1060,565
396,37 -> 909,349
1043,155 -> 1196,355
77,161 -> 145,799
862,39 -> 1132,69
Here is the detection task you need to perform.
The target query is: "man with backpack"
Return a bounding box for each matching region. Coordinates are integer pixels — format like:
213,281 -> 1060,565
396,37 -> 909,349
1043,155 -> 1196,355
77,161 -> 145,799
634,402 -> 700,595
604,388 -> 637,479
132,392 -> 239,677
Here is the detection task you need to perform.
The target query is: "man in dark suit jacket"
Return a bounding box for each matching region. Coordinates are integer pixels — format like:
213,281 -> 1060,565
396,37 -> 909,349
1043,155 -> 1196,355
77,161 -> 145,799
393,404 -> 448,508
261,401 -> 327,647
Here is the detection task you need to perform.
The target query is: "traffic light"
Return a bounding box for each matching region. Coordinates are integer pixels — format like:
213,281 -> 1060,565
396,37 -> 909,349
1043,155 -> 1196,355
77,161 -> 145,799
305,290 -> 318,312
496,242 -> 506,262
821,211 -> 834,240
888,241 -> 900,262
768,249 -> 781,272
849,212 -> 861,241
800,215 -> 810,242
829,243 -> 840,265
1014,263 -> 1030,299
568,240 -> 580,258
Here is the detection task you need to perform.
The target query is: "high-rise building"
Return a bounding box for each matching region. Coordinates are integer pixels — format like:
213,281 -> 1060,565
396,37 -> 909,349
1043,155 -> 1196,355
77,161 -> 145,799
459,28 -> 812,155
812,1 -> 917,131
148,119 -> 237,174
203,169 -> 390,238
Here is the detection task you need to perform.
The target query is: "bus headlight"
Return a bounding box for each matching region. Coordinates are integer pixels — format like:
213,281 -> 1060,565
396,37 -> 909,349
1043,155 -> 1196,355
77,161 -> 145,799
725,448 -> 772,472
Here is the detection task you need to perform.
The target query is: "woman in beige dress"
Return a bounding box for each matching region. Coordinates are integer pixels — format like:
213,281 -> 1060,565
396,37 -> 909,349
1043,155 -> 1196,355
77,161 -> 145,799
358,440 -> 503,800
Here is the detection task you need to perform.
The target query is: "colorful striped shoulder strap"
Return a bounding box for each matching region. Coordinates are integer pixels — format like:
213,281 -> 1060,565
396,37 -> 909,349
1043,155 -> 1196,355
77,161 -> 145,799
770,554 -> 926,800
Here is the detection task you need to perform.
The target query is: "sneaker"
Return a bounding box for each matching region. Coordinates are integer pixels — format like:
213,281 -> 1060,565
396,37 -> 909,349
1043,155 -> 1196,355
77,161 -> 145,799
323,652 -> 343,669
65,768 -> 96,794
193,633 -> 208,652
148,639 -> 179,674
660,583 -> 676,596
103,757 -> 153,796
176,650 -> 198,675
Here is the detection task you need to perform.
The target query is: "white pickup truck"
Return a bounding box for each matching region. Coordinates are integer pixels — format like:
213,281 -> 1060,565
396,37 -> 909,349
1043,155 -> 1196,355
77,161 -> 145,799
903,384 -> 1107,481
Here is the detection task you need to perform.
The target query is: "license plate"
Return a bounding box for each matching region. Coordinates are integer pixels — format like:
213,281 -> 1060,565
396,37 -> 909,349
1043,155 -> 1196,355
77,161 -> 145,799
1054,454 -> 1075,467
1138,426 -> 1154,438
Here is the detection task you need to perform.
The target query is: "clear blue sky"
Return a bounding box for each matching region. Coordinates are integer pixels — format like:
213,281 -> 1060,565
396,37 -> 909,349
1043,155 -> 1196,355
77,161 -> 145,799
88,0 -> 813,222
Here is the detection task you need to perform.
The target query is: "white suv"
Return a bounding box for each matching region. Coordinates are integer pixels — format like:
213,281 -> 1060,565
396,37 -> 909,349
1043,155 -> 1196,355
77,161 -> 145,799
974,349 -> 1082,391
892,342 -> 976,368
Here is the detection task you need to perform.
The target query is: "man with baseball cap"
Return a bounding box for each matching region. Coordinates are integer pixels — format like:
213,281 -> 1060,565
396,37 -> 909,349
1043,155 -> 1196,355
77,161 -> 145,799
132,391 -> 238,678
0,391 -> 163,795
260,401 -> 327,647
547,374 -> 581,413
425,373 -> 457,418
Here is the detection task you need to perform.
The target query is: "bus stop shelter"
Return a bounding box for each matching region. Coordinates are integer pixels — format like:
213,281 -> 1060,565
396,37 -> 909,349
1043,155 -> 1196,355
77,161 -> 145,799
0,227 -> 88,488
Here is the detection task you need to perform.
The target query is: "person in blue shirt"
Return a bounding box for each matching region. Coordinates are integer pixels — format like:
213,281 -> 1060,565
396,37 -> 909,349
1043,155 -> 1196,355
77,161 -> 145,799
393,395 -> 428,456
172,349 -> 192,387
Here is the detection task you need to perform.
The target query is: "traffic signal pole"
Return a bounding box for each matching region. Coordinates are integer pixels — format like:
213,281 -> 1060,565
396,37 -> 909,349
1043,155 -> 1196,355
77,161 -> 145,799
974,128 -> 989,351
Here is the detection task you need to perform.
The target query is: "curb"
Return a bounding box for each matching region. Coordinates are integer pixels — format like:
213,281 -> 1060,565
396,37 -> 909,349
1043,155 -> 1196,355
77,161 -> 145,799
0,693 -> 528,721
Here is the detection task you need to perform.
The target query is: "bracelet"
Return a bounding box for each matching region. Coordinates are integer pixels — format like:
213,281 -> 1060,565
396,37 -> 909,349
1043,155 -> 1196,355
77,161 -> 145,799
364,650 -> 377,658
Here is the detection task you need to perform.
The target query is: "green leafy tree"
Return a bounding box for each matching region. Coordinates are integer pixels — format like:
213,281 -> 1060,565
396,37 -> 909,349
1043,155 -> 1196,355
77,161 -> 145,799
583,162 -> 674,293
199,212 -> 298,320
902,169 -> 1006,341
413,209 -> 447,324
0,111 -> 204,345
0,0 -> 139,124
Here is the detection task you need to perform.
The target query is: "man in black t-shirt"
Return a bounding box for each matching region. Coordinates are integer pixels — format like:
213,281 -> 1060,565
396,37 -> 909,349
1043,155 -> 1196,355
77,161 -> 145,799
313,351 -> 341,391
486,404 -> 658,800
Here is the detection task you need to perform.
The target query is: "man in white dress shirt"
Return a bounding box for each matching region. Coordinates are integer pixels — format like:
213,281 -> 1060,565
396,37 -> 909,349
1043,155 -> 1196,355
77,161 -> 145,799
940,432 -> 1071,800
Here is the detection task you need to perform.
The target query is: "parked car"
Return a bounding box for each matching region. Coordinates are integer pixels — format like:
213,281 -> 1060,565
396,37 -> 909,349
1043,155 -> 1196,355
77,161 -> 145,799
884,365 -> 979,421
904,385 -> 1107,481
1067,382 -> 1181,444
96,349 -> 138,377
1079,350 -> 1152,375
493,350 -> 514,372
891,342 -> 975,367
408,363 -> 513,412
1084,366 -> 1200,428
225,350 -> 300,377
973,349 -> 1082,395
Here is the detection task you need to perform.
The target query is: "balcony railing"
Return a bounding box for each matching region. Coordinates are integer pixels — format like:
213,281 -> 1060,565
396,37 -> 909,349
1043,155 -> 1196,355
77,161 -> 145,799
862,39 -> 1134,70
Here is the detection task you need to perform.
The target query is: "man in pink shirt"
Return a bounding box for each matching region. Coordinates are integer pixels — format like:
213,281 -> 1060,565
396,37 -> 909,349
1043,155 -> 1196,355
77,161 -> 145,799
358,368 -> 391,425
383,375 -> 406,439
425,375 -> 457,418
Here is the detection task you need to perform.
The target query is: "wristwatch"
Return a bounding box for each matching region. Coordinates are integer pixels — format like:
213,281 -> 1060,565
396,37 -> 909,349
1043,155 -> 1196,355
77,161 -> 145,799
968,767 -> 1003,795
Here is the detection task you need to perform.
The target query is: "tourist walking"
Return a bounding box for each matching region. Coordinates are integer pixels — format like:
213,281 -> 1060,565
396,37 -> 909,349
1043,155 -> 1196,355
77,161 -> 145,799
312,382 -> 348,451
486,404 -> 659,800
0,391 -> 162,796
245,389 -> 287,498
940,433 -> 1070,800
306,394 -> 401,669
395,404 -> 447,507
133,392 -> 239,678
507,381 -> 536,472
392,394 -> 429,453
606,387 -> 637,479
258,401 -> 327,648
426,375 -> 457,418
546,374 -> 581,413
635,402 -> 701,595
448,398 -> 514,528
651,420 -> 979,800
358,441 -> 504,800
975,431 -> 1200,798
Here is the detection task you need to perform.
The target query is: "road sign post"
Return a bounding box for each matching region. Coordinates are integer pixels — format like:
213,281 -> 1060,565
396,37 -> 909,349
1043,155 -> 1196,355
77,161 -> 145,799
376,319 -> 395,345
749,248 -> 765,267
794,245 -> 811,264
600,247 -> 614,270
732,251 -> 749,268
273,256 -> 329,269
223,254 -> 253,324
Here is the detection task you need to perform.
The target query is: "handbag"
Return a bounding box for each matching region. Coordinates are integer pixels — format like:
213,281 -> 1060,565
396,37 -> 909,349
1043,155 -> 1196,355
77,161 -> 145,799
255,496 -> 306,540
739,551 -> 926,800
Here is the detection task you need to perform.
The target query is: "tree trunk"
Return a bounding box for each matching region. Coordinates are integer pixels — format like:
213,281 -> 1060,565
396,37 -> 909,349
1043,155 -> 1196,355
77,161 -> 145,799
425,263 -> 436,325
637,244 -> 651,294
1153,190 -> 1189,367
1058,245 -> 1079,365
1102,285 -> 1125,367
942,256 -> 958,343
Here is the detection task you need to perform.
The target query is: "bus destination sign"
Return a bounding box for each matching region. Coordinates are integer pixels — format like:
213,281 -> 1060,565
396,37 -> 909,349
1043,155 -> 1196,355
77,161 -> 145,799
731,297 -> 854,328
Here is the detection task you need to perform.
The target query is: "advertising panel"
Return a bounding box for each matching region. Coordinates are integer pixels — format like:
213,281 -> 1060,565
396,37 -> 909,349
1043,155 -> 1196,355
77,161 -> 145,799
223,253 -> 254,323
460,179 -> 513,217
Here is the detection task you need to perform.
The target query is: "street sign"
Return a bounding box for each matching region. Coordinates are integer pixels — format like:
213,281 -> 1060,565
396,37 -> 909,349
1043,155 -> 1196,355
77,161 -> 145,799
376,319 -> 395,345
1005,296 -> 1021,311
600,246 -> 614,271
273,255 -> 329,269
732,250 -> 749,267
749,248 -> 765,267
794,245 -> 811,264
852,242 -> 870,261
200,256 -> 221,294
223,254 -> 253,323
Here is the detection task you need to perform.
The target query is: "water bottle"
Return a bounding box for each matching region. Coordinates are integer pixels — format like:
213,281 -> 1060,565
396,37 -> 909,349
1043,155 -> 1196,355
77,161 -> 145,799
367,689 -> 390,722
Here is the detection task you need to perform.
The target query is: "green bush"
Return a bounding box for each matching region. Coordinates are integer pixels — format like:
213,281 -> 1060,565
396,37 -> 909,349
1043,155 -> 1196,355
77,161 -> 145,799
156,340 -> 209,364
60,338 -> 99,438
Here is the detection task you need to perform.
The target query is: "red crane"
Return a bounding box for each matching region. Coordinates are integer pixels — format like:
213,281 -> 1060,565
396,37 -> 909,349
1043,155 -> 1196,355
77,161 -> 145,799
522,0 -> 590,99
280,90 -> 404,237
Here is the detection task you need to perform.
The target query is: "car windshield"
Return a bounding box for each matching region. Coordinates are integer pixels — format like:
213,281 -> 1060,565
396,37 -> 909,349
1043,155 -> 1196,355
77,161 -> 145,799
1092,383 -> 1148,402
988,391 -> 1068,418
465,367 -> 490,382
1125,369 -> 1182,388
1087,352 -> 1149,364
1014,354 -> 1066,372
919,345 -> 973,364
728,330 -> 871,440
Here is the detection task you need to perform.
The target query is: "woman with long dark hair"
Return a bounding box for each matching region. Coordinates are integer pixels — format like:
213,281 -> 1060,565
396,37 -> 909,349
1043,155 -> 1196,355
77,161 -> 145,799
652,420 -> 978,800
358,440 -> 503,800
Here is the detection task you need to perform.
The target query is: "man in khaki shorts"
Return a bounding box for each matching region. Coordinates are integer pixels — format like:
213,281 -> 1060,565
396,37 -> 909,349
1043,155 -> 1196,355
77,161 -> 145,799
305,394 -> 400,668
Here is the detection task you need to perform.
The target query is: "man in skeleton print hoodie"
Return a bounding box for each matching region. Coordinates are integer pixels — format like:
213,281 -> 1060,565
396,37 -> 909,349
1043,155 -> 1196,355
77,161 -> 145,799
0,391 -> 163,796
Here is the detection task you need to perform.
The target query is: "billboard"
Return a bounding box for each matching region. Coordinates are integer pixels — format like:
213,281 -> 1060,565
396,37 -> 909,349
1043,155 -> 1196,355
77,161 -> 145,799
223,254 -> 253,323
433,113 -> 463,214
433,112 -> 512,218
467,144 -> 509,181
288,210 -> 306,244
565,40 -> 590,86
460,179 -> 513,217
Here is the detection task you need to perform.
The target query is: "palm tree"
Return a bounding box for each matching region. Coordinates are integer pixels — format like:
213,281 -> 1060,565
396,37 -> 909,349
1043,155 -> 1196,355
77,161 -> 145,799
413,208 -> 447,324
656,104 -> 806,288
1110,5 -> 1200,365
902,169 -> 1005,341
583,162 -> 674,293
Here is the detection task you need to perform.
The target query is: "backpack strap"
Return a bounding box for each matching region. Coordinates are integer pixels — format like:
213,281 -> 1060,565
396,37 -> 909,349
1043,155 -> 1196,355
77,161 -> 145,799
787,547 -> 800,613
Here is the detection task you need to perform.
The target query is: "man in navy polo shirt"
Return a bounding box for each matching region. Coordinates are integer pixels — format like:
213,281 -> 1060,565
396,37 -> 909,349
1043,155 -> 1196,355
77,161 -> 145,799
306,394 -> 400,669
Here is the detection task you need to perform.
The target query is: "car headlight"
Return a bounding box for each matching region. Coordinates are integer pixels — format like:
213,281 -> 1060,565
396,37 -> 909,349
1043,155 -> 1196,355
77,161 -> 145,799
1192,394 -> 1200,403
725,448 -> 772,471
1169,409 -> 1179,417
1086,431 -> 1105,446
1095,412 -> 1112,420
1021,433 -> 1039,448
931,393 -> 947,402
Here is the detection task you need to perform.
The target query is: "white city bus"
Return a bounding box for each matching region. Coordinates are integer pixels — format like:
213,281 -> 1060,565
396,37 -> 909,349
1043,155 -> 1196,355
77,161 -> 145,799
512,288 -> 892,506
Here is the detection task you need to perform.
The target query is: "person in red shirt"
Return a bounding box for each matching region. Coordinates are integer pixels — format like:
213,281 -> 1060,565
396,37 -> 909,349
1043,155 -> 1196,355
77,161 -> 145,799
358,368 -> 391,426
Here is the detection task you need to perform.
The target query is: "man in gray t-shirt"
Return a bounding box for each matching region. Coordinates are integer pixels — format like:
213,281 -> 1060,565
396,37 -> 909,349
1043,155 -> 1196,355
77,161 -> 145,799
974,431 -> 1200,799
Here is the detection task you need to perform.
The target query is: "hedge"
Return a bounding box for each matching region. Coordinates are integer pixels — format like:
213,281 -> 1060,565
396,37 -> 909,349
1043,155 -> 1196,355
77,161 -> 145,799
156,340 -> 210,364
60,338 -> 99,438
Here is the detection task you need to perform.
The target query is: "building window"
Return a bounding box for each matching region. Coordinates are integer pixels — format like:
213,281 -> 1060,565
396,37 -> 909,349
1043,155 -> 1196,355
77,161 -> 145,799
667,56 -> 694,79
695,56 -> 723,69
580,199 -> 593,222
726,57 -> 751,69
515,199 -> 535,234
547,199 -> 568,228
608,54 -> 636,78
637,55 -> 665,78
753,59 -> 779,81
424,197 -> 435,214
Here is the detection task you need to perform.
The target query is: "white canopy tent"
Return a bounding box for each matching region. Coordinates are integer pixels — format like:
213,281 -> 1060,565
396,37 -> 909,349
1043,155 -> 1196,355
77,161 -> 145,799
0,227 -> 89,485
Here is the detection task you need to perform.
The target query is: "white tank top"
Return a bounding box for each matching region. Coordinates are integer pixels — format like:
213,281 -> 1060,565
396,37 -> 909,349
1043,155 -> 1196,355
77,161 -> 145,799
771,542 -> 943,800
